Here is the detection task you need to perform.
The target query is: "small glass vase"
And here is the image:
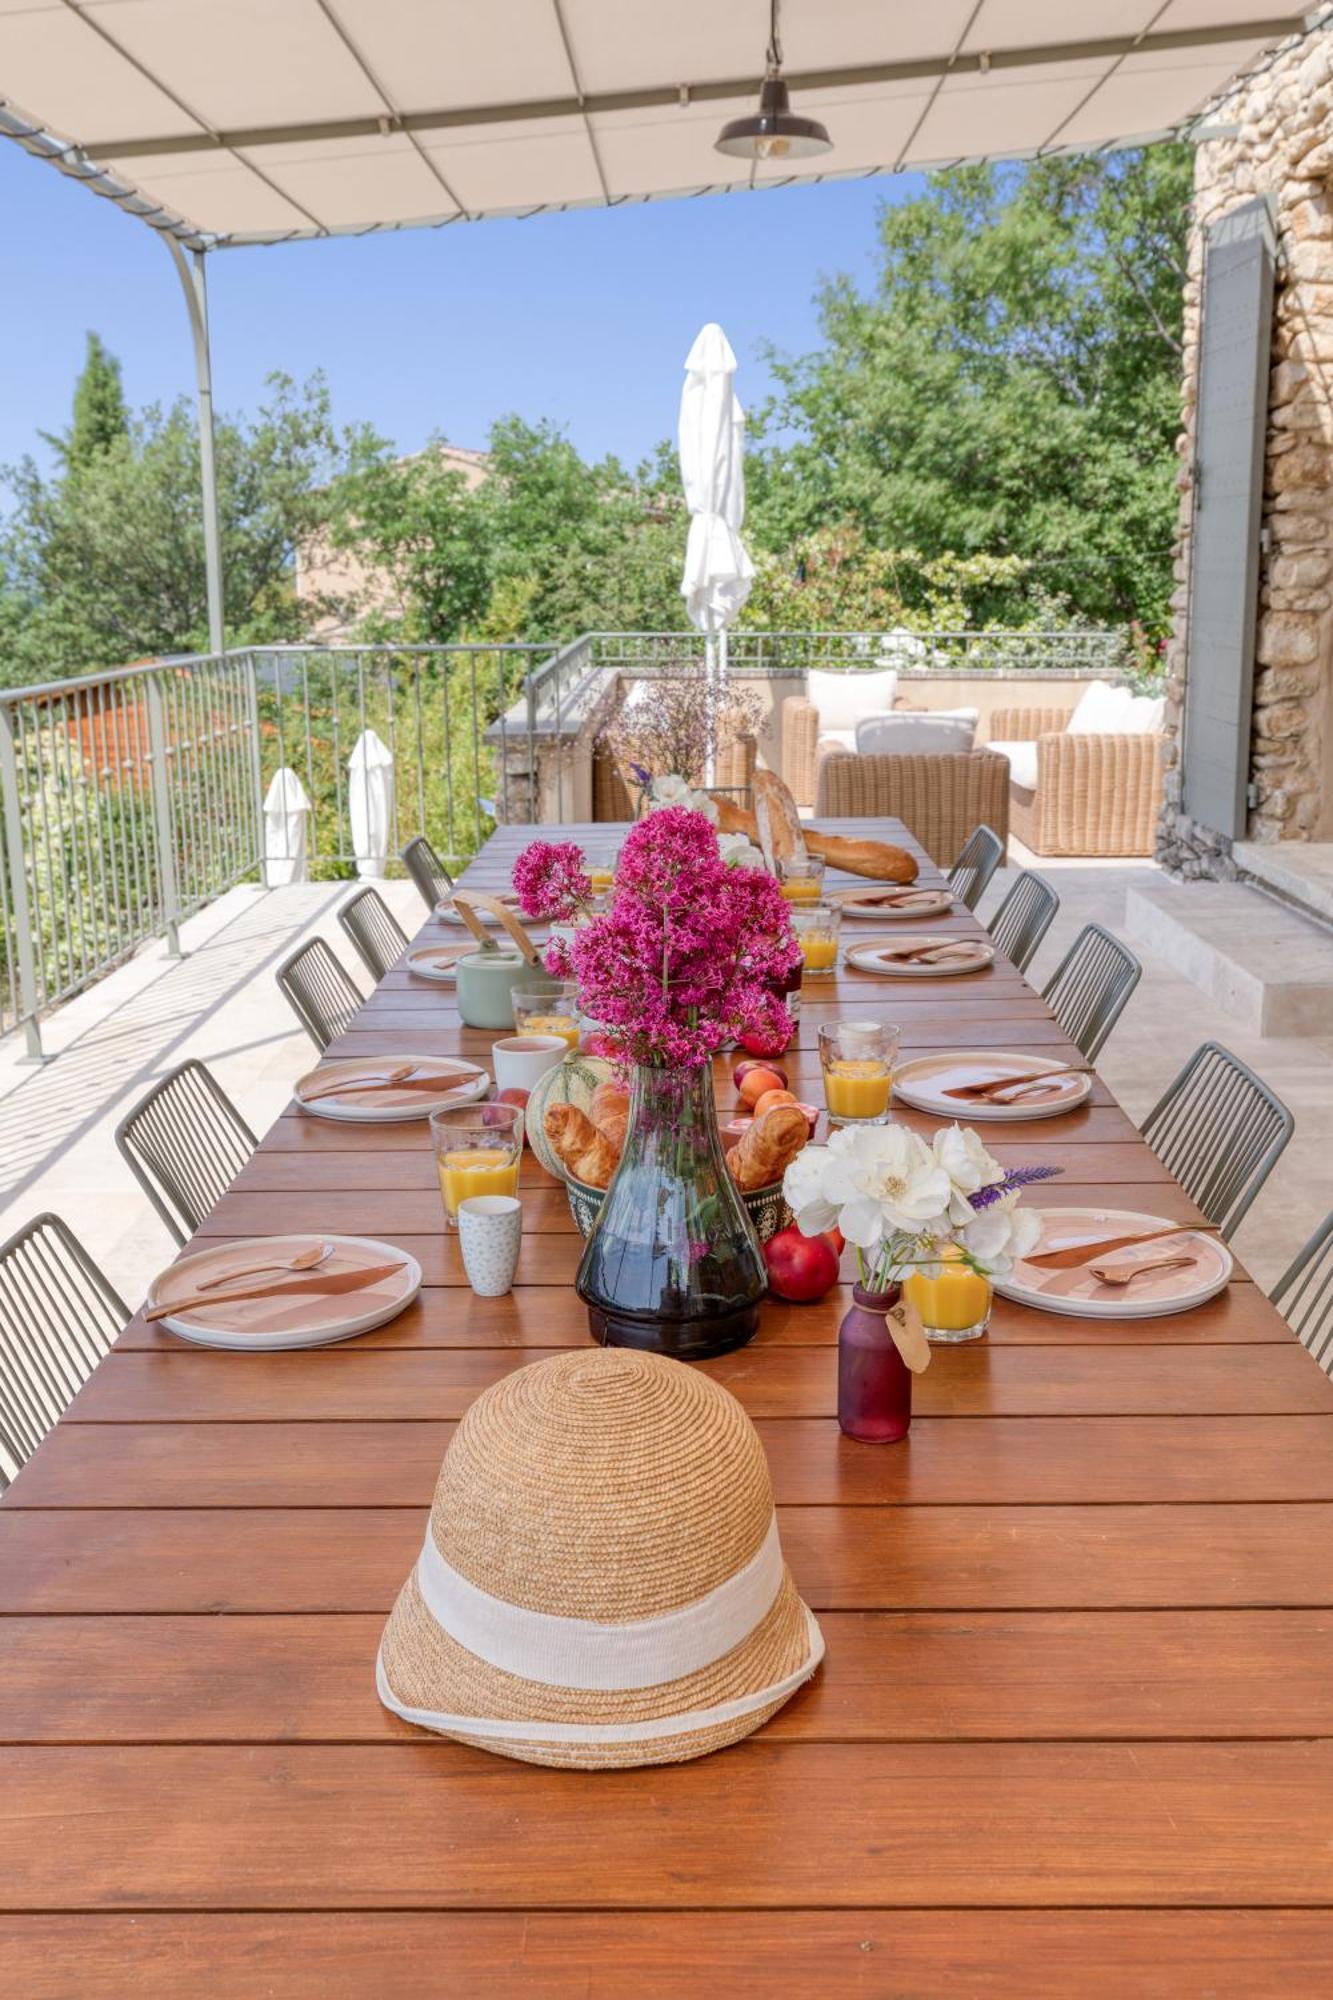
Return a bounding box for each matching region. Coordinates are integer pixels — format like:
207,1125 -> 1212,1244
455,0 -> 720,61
575,1061 -> 767,1360
838,1283 -> 912,1442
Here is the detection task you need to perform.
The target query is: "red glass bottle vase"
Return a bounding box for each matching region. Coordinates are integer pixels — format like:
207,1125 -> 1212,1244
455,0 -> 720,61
838,1282 -> 912,1443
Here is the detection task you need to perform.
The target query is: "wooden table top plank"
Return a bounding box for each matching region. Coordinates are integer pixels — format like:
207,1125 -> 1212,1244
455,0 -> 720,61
8,1910 -> 1333,2000
8,1609 -> 1333,1747
14,1414 -> 1333,1510
8,814 -> 1333,1982
8,1503 -> 1333,1614
68,1340 -> 1328,1423
5,1739 -> 1333,1911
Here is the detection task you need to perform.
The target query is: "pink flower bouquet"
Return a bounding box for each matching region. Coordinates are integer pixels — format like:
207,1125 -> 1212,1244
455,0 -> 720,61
542,806 -> 801,1069
511,840 -> 595,925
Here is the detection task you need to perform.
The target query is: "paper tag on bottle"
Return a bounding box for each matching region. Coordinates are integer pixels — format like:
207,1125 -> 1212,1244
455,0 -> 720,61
887,1295 -> 931,1374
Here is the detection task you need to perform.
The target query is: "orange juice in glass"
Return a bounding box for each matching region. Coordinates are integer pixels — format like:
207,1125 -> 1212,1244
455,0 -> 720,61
819,1020 -> 898,1125
792,901 -> 839,978
583,845 -> 619,896
512,981 -> 581,1051
777,854 -> 826,904
431,1103 -> 522,1228
905,1248 -> 993,1344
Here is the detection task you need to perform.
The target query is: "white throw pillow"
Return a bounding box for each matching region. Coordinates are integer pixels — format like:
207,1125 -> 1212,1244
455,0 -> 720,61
855,713 -> 977,757
1067,680 -> 1131,734
808,668 -> 898,735
988,740 -> 1039,790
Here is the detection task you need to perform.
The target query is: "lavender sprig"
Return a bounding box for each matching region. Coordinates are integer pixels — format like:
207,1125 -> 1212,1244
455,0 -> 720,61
968,1164 -> 1063,1211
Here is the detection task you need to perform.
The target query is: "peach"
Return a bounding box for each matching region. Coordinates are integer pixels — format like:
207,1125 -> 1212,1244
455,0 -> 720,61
737,1066 -> 785,1108
752,1087 -> 799,1118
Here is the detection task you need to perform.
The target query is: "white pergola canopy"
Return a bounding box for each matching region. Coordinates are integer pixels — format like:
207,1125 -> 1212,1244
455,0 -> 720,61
0,1 -> 1311,251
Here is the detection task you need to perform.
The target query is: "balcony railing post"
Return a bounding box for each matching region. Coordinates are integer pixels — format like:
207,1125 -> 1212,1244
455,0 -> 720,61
242,650 -> 266,880
0,702 -> 45,1061
145,673 -> 184,958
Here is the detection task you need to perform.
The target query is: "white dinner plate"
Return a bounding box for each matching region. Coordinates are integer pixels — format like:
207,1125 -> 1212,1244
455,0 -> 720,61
845,936 -> 995,978
404,943 -> 471,983
436,894 -> 521,927
839,889 -> 955,920
893,1050 -> 1092,1121
295,1055 -> 488,1122
993,1207 -> 1232,1320
148,1233 -> 422,1349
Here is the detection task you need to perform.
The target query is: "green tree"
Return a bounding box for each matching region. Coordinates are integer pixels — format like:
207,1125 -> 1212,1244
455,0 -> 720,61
747,148 -> 1190,634
2,367 -> 368,681
55,332 -> 130,474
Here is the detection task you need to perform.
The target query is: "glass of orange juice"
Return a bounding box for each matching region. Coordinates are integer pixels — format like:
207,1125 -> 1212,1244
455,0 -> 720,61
777,855 -> 826,903
818,1019 -> 899,1125
431,1103 -> 522,1229
512,981 -> 581,1050
792,901 -> 840,978
583,845 -> 619,896
905,1248 -> 993,1344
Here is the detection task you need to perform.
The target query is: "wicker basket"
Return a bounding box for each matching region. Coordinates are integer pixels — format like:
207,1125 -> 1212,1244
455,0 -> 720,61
565,1173 -> 790,1244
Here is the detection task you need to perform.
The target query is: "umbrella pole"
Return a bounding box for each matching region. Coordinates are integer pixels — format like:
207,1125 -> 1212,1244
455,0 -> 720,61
704,631 -> 718,789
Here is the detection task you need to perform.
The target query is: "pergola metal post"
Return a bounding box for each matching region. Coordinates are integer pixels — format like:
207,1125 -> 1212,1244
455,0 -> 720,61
165,239 -> 224,656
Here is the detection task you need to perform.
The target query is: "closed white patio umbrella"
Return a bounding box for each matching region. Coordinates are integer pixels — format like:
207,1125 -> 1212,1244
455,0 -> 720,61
679,322 -> 754,783
348,728 -> 395,879
262,766 -> 311,887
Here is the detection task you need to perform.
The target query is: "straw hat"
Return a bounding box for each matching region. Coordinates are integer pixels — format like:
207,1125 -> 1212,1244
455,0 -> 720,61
377,1347 -> 824,1768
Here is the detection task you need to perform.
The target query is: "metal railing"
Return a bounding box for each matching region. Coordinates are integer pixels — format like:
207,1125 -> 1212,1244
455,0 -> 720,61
0,626 -> 1127,1056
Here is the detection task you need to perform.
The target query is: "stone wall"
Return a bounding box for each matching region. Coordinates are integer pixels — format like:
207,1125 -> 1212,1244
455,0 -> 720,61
1161,26 -> 1333,877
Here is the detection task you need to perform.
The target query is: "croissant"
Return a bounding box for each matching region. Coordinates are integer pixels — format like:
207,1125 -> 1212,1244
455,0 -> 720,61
589,1080 -> 630,1154
726,1102 -> 810,1192
544,1102 -> 620,1190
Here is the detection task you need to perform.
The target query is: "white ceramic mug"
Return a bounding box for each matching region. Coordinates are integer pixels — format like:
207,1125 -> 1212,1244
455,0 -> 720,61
457,1195 -> 523,1297
492,1033 -> 567,1094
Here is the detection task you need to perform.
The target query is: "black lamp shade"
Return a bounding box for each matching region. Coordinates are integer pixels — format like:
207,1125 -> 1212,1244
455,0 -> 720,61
715,75 -> 832,162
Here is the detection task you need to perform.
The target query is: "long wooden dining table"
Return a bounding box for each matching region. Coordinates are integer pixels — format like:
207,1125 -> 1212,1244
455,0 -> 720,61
4,818 -> 1333,1995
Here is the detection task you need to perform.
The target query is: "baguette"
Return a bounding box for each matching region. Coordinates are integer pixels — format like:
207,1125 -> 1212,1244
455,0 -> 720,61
709,794 -> 918,884
753,770 -> 807,871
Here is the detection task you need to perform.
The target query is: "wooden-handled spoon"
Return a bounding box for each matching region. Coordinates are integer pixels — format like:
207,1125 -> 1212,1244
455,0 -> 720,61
1087,1251 -> 1198,1286
942,1064 -> 1086,1101
194,1240 -> 332,1292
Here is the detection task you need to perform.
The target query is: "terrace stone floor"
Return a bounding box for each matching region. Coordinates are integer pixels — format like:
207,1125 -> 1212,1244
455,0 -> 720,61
1,847 -> 1330,1307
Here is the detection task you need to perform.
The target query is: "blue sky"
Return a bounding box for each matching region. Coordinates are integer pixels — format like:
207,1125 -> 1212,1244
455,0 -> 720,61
0,138 -> 918,475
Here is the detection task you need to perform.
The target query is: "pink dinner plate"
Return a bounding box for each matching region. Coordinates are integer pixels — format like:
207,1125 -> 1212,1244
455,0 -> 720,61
404,943 -> 472,983
893,1050 -> 1092,1121
839,889 -> 955,920
993,1207 -> 1233,1319
148,1233 -> 422,1349
845,936 -> 995,978
294,1055 -> 487,1122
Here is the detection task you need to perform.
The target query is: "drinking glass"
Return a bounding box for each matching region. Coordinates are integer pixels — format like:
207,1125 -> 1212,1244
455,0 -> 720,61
431,1103 -> 522,1228
512,981 -> 581,1050
777,854 -> 826,903
818,1019 -> 899,1125
904,1252 -> 994,1344
582,845 -> 620,896
792,901 -> 839,978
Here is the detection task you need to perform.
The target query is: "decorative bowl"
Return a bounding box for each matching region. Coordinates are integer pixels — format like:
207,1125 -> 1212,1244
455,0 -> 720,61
564,1173 -> 791,1244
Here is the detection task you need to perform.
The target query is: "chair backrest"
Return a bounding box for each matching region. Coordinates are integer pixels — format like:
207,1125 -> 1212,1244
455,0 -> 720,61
338,886 -> 409,983
401,835 -> 452,913
115,1059 -> 257,1246
276,937 -> 363,1051
1140,1040 -> 1294,1240
1272,1212 -> 1333,1373
987,869 -> 1060,975
948,823 -> 1005,911
0,1213 -> 128,1490
813,750 -> 1010,867
1041,922 -> 1141,1061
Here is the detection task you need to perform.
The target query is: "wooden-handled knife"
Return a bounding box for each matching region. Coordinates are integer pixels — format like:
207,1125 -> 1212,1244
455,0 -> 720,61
144,1261 -> 406,1322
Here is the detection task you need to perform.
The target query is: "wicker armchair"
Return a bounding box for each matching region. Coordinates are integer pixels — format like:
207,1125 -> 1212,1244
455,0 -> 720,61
781,698 -> 823,808
986,706 -> 1165,857
814,750 -> 1011,869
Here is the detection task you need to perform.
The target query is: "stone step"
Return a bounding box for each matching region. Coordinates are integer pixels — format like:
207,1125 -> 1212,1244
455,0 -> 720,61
1125,876 -> 1333,1036
1234,841 -> 1333,932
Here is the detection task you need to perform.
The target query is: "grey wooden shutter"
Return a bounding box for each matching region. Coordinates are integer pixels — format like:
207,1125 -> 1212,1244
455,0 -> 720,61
1182,196 -> 1276,841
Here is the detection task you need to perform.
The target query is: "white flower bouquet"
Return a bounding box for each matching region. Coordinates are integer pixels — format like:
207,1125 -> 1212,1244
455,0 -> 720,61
782,1121 -> 1056,1293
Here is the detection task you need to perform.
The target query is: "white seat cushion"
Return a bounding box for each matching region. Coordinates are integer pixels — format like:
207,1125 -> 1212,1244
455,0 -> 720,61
807,668 -> 898,735
817,728 -> 858,754
988,740 -> 1038,790
855,712 -> 977,757
1068,681 -> 1165,736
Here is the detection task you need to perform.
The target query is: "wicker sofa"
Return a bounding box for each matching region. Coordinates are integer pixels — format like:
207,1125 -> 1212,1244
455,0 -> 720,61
986,705 -> 1166,857
814,749 -> 1010,869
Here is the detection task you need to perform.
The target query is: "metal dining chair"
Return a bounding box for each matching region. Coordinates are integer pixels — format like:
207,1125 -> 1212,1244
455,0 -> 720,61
401,834 -> 453,913
115,1059 -> 257,1246
276,936 -> 364,1051
1271,1212 -> 1333,1373
1140,1040 -> 1294,1241
947,823 -> 1005,911
0,1213 -> 129,1491
1041,922 -> 1142,1061
338,885 -> 409,983
986,869 -> 1060,975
